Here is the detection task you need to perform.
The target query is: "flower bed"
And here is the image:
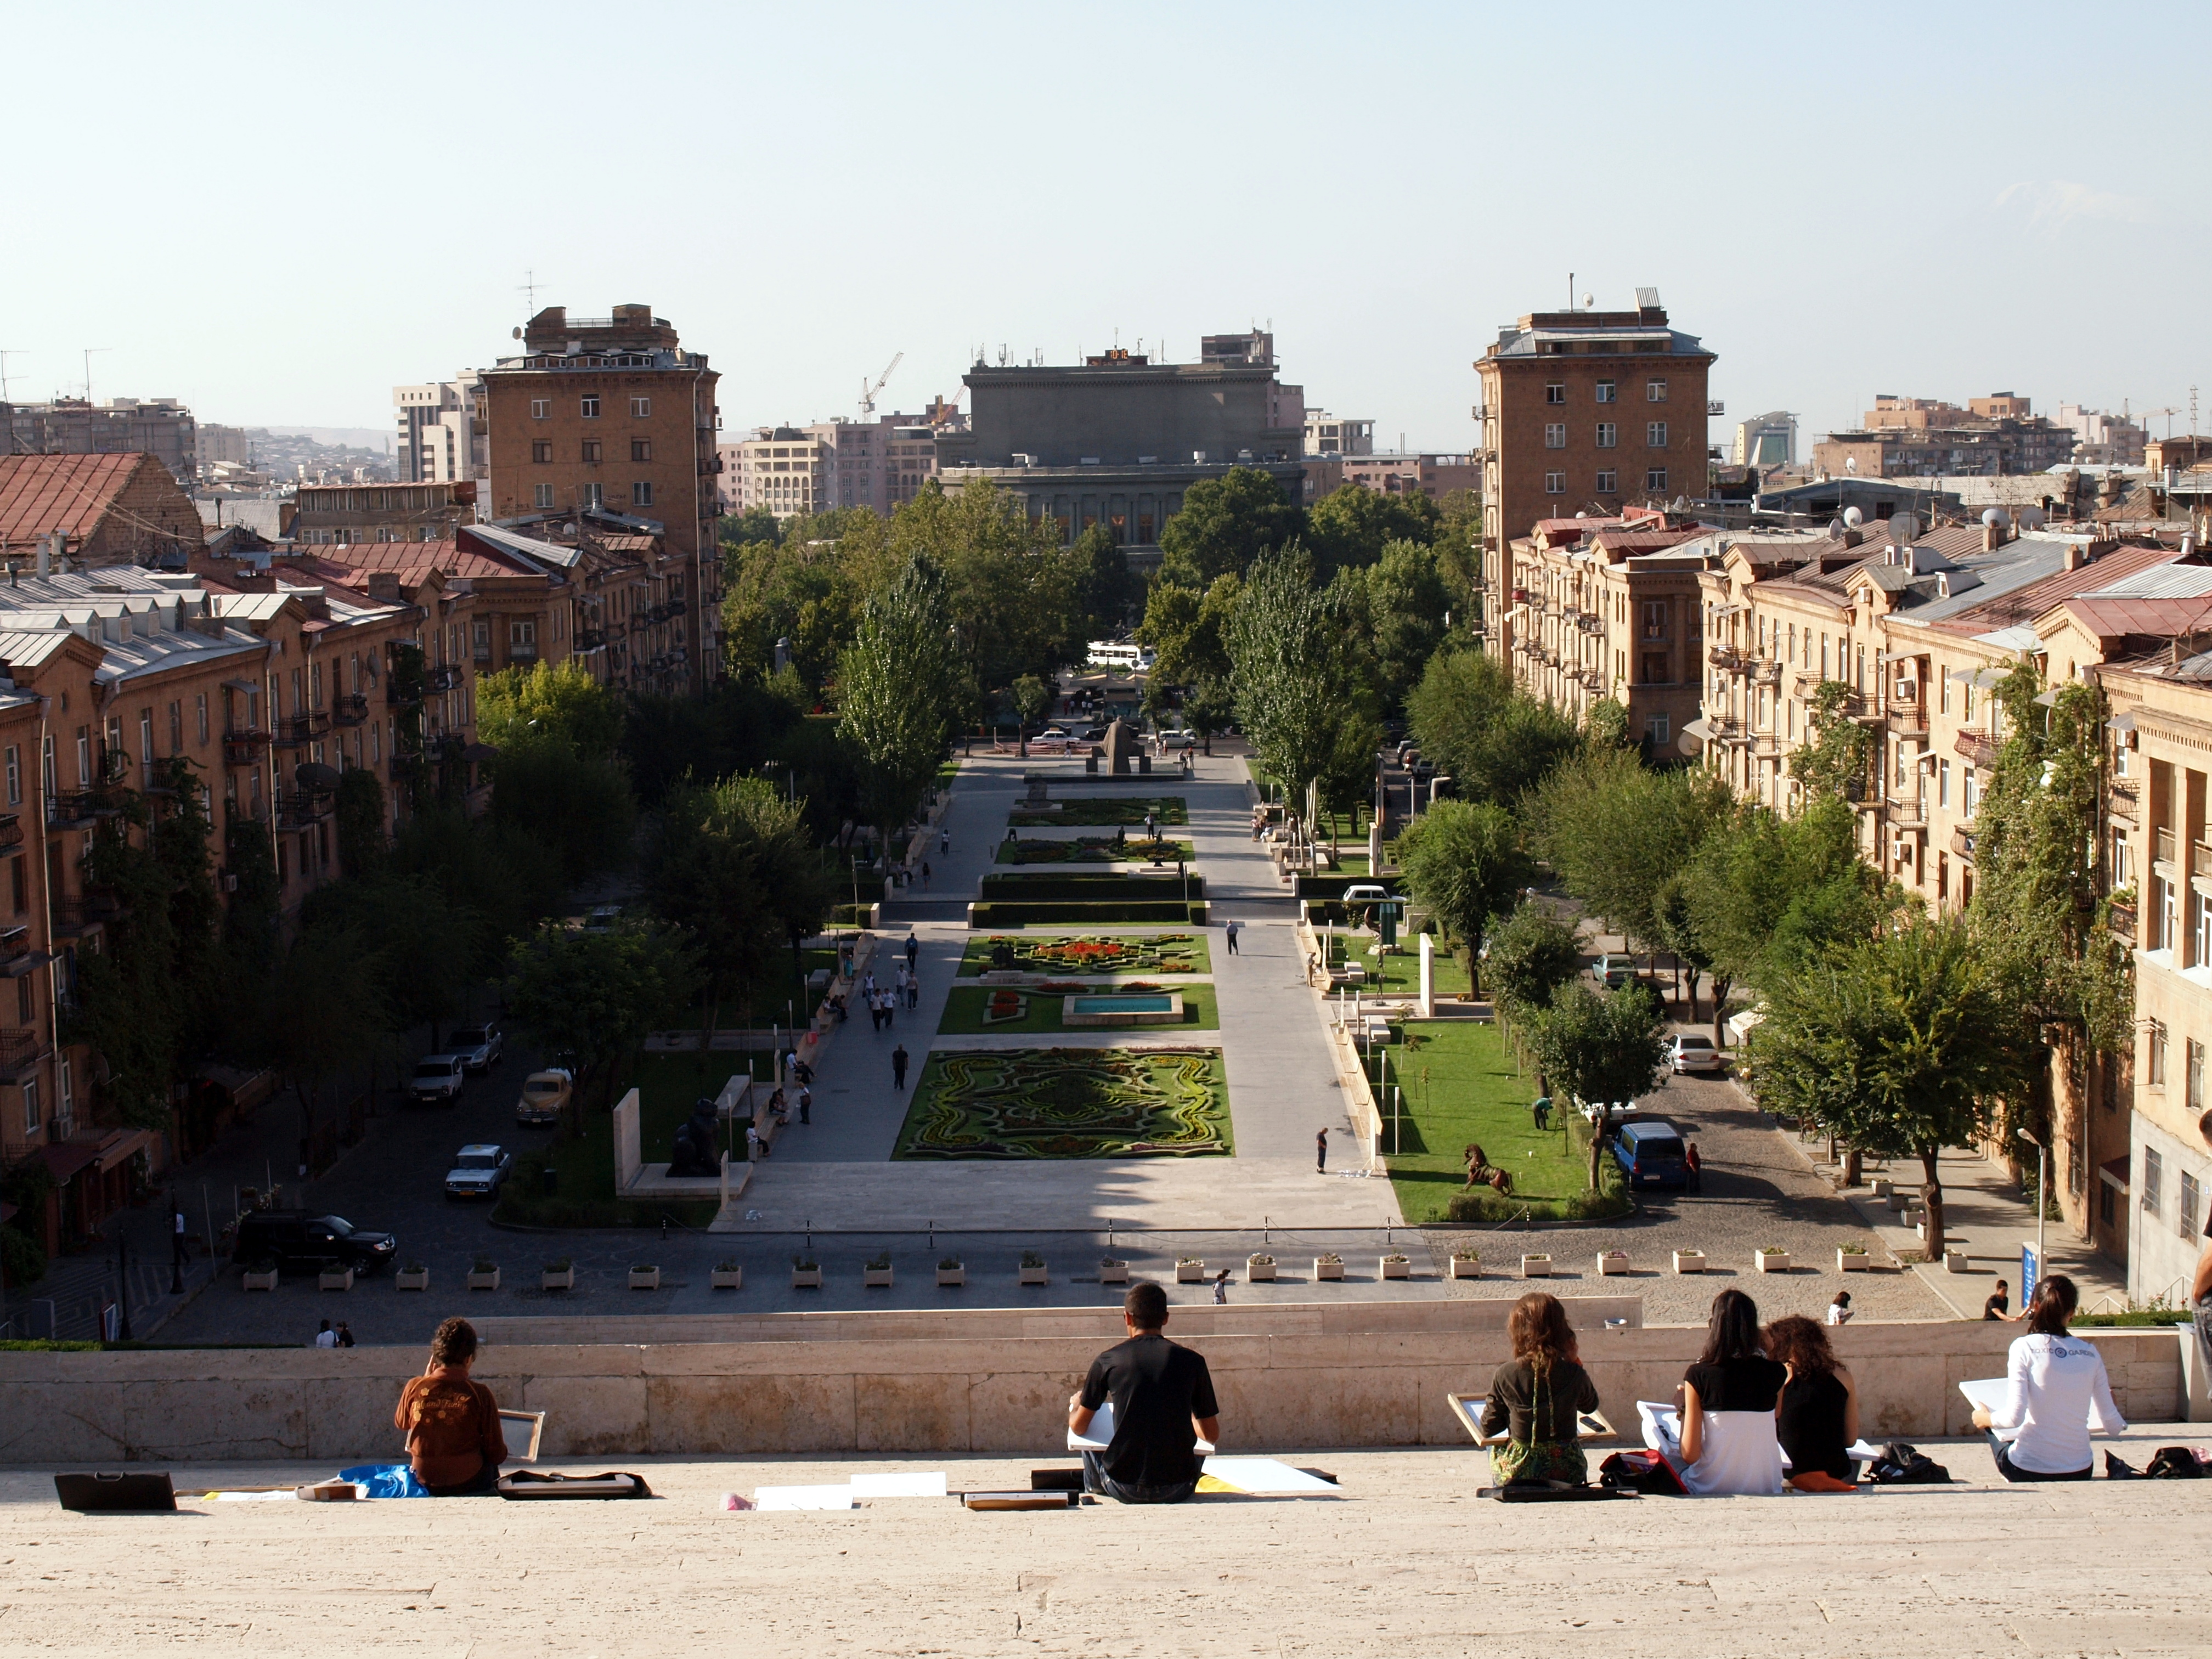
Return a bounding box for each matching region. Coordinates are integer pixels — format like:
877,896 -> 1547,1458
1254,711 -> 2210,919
964,933 -> 1205,977
894,1046 -> 1232,1160
996,835 -> 1195,864
983,990 -> 1029,1024
1008,795 -> 1189,828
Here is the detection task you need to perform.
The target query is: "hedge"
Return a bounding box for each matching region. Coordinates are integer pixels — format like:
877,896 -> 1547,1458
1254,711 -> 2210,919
970,901 -> 1207,928
978,873 -> 1205,902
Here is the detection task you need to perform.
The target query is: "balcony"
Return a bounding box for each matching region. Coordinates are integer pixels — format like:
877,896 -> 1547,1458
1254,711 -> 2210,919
1886,703 -> 1929,737
2194,842 -> 2212,882
332,693 -> 368,727
2108,780 -> 2140,823
0,813 -> 21,851
277,791 -> 331,829
389,751 -> 424,783
425,664 -> 463,693
1954,730 -> 1997,768
1887,796 -> 1928,829
50,895 -> 117,938
2157,826 -> 2178,866
1707,715 -> 1746,744
1951,827 -> 1978,862
0,1027 -> 42,1083
576,629 -> 607,651
47,790 -> 119,828
1708,644 -> 1749,674
223,726 -> 270,768
273,711 -> 331,746
1750,659 -> 1781,688
385,680 -> 424,708
510,643 -> 539,663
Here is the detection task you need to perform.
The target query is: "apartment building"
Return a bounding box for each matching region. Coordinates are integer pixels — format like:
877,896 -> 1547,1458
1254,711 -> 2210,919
0,453 -> 206,567
479,304 -> 721,686
292,480 -> 478,545
1305,411 -> 1374,456
729,427 -> 830,520
1814,393 -> 2078,479
1475,289 -> 1716,664
393,378 -> 486,485
3,397 -> 197,483
1304,450 -> 1481,505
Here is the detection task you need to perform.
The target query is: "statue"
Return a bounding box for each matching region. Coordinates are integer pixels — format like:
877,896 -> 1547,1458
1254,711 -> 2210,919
667,1096 -> 721,1177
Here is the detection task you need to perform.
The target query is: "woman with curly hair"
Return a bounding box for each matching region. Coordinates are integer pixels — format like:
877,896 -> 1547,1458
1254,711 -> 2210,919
1765,1313 -> 1859,1492
1479,1292 -> 1601,1485
393,1317 -> 509,1496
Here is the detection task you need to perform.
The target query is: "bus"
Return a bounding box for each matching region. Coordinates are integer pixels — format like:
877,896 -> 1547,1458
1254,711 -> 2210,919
1087,641 -> 1156,673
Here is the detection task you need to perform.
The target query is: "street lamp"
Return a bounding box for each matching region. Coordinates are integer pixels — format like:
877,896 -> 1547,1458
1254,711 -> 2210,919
2016,1126 -> 2046,1299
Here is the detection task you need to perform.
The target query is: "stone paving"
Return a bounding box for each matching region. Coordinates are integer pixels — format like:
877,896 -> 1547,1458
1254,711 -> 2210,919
8,1441 -> 2209,1656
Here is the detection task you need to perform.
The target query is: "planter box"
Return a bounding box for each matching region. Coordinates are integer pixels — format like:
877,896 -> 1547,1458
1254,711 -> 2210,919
864,1266 -> 894,1288
467,1267 -> 501,1291
1018,1264 -> 1049,1286
1245,1257 -> 1277,1283
791,1266 -> 823,1289
1519,1254 -> 1550,1279
1097,1260 -> 1128,1285
395,1268 -> 429,1292
318,1267 -> 353,1291
936,1266 -> 966,1287
1837,1250 -> 1871,1273
1944,1246 -> 1970,1273
1596,1252 -> 1630,1277
1672,1250 -> 1706,1274
1449,1256 -> 1481,1279
1176,1260 -> 1205,1283
540,1267 -> 574,1291
1869,1177 -> 1894,1199
1314,1259 -> 1345,1280
1381,1256 -> 1413,1280
710,1267 -> 744,1290
241,1268 -> 278,1292
1755,1251 -> 1790,1274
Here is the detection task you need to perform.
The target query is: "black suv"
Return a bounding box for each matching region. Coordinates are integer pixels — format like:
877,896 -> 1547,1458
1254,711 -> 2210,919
232,1210 -> 399,1276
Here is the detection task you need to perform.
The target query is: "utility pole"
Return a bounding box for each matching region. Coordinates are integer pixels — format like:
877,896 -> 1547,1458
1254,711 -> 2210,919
81,347 -> 110,403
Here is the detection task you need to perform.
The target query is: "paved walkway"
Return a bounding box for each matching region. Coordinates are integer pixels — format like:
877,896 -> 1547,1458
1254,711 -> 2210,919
11,1440 -> 2209,1656
725,751 -> 1401,1233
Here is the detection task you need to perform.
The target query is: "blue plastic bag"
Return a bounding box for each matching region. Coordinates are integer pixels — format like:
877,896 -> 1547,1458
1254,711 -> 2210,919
338,1462 -> 430,1498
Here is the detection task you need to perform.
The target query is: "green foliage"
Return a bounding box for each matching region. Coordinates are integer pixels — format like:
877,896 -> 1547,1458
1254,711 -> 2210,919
1224,547 -> 1378,817
719,506 -> 885,693
1405,649 -> 1581,809
1066,522 -> 1139,640
1157,467 -> 1303,588
301,872 -> 478,1046
1328,540 -> 1452,715
1304,483 -> 1441,575
1531,748 -> 1732,955
1789,680 -> 1875,802
1680,795 -> 1889,992
719,504 -> 784,550
1585,698 -> 1630,749
1431,488 -> 1483,602
1011,673 -> 1054,734
256,919 -> 388,1148
488,735 -> 636,883
477,658 -> 624,759
0,1222 -> 48,1286
837,552 -> 959,851
387,806 -> 564,970
504,918 -> 700,1122
1483,902 -> 1585,1017
1522,979 -> 1668,1188
1392,801 -> 1528,983
332,766 -> 386,878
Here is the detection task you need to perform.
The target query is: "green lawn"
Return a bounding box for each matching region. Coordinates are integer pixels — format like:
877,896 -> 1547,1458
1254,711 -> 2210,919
1009,795 -> 1188,827
995,836 -> 1195,865
492,1052 -> 742,1229
1374,1020 -> 1602,1223
957,932 -> 1213,977
1320,933 -> 1474,997
939,981 -> 1220,1035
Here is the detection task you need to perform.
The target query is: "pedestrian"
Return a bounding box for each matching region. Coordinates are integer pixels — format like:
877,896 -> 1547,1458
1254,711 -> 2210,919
1225,919 -> 1240,956
862,970 -> 876,1000
1825,1290 -> 1853,1327
746,1122 -> 762,1161
940,828 -> 950,855
1684,1140 -> 1703,1194
906,932 -> 919,970
798,1085 -> 812,1125
1531,1094 -> 1552,1131
922,860 -> 932,888
893,1044 -> 910,1090
881,990 -> 895,1028
1316,1127 -> 1329,1173
906,975 -> 919,1011
172,1201 -> 189,1269
314,1319 -> 337,1350
869,996 -> 883,1032
336,1321 -> 356,1350
1212,1268 -> 1231,1305
1984,1279 -> 2018,1322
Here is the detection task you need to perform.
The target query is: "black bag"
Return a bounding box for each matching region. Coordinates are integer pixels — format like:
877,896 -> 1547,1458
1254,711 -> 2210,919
496,1470 -> 653,1500
1482,1478 -> 1635,1503
1597,1449 -> 1688,1496
1867,1441 -> 1950,1485
2146,1446 -> 2205,1479
2104,1451 -> 2141,1480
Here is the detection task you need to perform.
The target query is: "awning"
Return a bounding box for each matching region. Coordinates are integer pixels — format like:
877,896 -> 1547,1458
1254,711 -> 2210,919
2099,1155 -> 2131,1194
2110,712 -> 2137,733
37,1141 -> 101,1184
1949,666 -> 2011,689
3,949 -> 50,979
1878,647 -> 1929,663
95,1128 -> 154,1173
221,678 -> 260,696
2032,687 -> 2061,707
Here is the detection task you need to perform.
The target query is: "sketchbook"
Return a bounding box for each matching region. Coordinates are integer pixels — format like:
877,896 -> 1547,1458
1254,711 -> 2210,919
1066,1401 -> 1215,1455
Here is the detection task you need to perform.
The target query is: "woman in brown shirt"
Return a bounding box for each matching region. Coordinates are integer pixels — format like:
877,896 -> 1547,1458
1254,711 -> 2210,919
393,1317 -> 508,1496
1479,1292 -> 1601,1485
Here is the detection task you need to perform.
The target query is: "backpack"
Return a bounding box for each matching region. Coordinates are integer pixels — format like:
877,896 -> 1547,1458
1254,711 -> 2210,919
1597,1449 -> 1688,1496
1866,1441 -> 1950,1485
2146,1446 -> 2206,1479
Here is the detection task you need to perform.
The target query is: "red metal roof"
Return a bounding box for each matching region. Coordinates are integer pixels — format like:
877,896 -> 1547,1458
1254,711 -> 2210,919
332,538 -> 540,580
0,454 -> 148,547
2057,595 -> 2212,640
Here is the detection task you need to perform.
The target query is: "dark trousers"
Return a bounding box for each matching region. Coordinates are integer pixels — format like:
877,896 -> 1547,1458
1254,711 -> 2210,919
426,1460 -> 502,1497
1227,932 -> 1238,954
894,1066 -> 907,1089
1987,1432 -> 2090,1482
1081,1451 -> 1195,1505
1317,1144 -> 1327,1172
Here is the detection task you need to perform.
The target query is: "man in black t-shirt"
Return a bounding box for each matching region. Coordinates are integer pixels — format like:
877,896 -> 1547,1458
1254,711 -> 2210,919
1070,1282 -> 1221,1504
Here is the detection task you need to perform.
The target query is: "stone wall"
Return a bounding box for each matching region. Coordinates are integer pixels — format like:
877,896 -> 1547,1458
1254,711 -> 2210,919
0,1301 -> 2183,1465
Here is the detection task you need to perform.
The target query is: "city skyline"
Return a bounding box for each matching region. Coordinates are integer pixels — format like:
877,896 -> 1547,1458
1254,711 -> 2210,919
4,1 -> 2207,454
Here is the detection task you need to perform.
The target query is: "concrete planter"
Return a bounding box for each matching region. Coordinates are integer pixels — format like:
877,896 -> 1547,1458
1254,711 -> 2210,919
1945,1246 -> 1970,1273
540,1266 -> 574,1292
1519,1254 -> 1551,1279
628,1267 -> 660,1291
1018,1265 -> 1049,1286
1176,1260 -> 1206,1283
1596,1252 -> 1630,1277
710,1267 -> 744,1290
1314,1257 -> 1345,1280
1755,1250 -> 1790,1274
1869,1177 -> 1894,1199
1837,1249 -> 1871,1273
1246,1256 -> 1277,1283
1381,1255 -> 1413,1280
318,1266 -> 354,1291
467,1267 -> 501,1291
241,1267 -> 279,1292
395,1267 -> 429,1292
791,1265 -> 822,1289
936,1265 -> 966,1288
1098,1259 -> 1128,1285
1449,1255 -> 1481,1279
863,1265 -> 895,1289
1672,1250 -> 1706,1274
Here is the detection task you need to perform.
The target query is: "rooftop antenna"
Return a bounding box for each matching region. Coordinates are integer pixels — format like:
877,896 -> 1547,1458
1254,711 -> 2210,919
0,350 -> 22,403
81,347 -> 110,402
519,269 -> 544,313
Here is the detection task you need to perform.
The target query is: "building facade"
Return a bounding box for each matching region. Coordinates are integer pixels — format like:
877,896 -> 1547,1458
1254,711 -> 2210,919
292,481 -> 478,545
393,378 -> 487,485
0,453 -> 206,568
3,398 -> 198,483
1304,411 -> 1373,456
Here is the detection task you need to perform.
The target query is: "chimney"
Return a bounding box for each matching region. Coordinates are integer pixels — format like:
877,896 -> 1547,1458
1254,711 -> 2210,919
1983,521 -> 2003,552
36,533 -> 51,577
2064,544 -> 2087,571
366,571 -> 402,603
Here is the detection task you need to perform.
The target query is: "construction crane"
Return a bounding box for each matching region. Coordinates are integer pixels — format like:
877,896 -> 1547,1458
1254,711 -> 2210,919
2144,407 -> 2181,440
859,352 -> 903,417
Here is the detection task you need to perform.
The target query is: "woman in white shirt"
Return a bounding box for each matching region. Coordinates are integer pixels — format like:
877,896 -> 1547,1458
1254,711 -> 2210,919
1970,1274 -> 2125,1482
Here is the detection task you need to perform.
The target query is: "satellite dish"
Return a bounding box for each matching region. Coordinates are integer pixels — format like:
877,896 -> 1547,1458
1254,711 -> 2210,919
1583,294 -> 1595,309
512,326 -> 523,340
1843,506 -> 1864,528
1981,507 -> 2011,528
1827,518 -> 1846,537
1891,512 -> 1921,545
1845,455 -> 1858,474
2019,506 -> 2046,529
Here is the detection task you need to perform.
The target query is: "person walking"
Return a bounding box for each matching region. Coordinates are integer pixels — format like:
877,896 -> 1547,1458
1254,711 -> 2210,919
905,933 -> 919,972
1316,1127 -> 1329,1173
881,990 -> 895,1029
798,1085 -> 812,1125
1225,918 -> 1240,956
940,828 -> 950,856
1212,1268 -> 1231,1305
171,1200 -> 189,1273
746,1123 -> 761,1162
892,1045 -> 910,1090
906,975 -> 919,1011
921,860 -> 932,888
1684,1140 -> 1703,1194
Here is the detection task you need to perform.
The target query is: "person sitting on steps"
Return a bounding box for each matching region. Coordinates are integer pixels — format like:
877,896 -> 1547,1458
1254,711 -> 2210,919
393,1318 -> 509,1497
1069,1282 -> 1221,1505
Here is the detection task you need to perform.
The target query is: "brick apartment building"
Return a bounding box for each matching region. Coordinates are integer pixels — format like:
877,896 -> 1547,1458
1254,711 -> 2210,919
2,397 -> 198,483
0,453 -> 206,567
291,481 -> 478,545
1813,394 -> 2079,479
1302,450 -> 1480,505
1475,290 -> 1716,662
478,304 -> 721,685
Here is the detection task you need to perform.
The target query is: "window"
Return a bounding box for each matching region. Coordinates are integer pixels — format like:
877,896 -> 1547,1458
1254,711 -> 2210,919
2113,828 -> 2131,888
630,397 -> 651,417
1642,654 -> 1668,685
1940,671 -> 1953,714
1645,713 -> 1670,747
1645,468 -> 1667,492
20,1076 -> 36,1137
631,481 -> 653,506
580,396 -> 601,419
8,856 -> 20,916
1544,423 -> 1566,449
2184,1170 -> 2203,1239
1545,382 -> 1565,404
1963,764 -> 1978,818
1647,421 -> 1669,447
196,693 -> 208,744
532,441 -> 552,463
1595,423 -> 1617,449
534,483 -> 556,509
631,439 -> 652,462
2194,1039 -> 2208,1117
582,483 -> 603,509
1595,470 -> 1617,493
168,701 -> 182,754
3,745 -> 16,807
580,441 -> 602,463
1937,759 -> 1950,808
531,399 -> 550,419
1641,601 -> 1667,640
1646,379 -> 1669,402
1544,471 -> 1566,495
512,620 -> 537,647
2142,1145 -> 2164,1215
2150,1018 -> 2169,1085
1595,380 -> 1616,404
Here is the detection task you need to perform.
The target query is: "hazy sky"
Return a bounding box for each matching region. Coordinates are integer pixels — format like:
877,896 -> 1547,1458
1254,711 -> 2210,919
7,1 -> 2208,454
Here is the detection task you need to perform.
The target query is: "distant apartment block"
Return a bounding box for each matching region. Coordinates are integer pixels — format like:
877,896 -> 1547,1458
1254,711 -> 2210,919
2054,402 -> 2148,467
1814,393 -> 2078,479
1305,411 -> 1373,456
2,397 -> 197,483
199,424 -> 252,467
1732,410 -> 1797,469
394,379 -> 487,484
1302,450 -> 1479,504
292,481 -> 478,545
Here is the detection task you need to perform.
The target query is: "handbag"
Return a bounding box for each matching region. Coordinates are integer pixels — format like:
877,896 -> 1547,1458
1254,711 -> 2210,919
1598,1449 -> 1688,1496
2146,1446 -> 2205,1479
1866,1441 -> 1950,1485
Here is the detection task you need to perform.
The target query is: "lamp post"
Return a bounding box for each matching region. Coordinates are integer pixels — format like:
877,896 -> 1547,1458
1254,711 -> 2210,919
2016,1126 -> 2046,1299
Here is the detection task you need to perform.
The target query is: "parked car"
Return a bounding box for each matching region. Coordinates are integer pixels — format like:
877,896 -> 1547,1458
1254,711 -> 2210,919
1342,884 -> 1395,907
1612,1120 -> 1690,1190
1668,1032 -> 1723,1074
446,1024 -> 504,1074
233,1210 -> 398,1275
1035,726 -> 1071,741
580,905 -> 622,932
1595,952 -> 1634,989
444,1143 -> 516,1200
1579,1097 -> 1646,1127
1155,729 -> 1197,752
515,1069 -> 573,1128
1079,725 -> 1108,743
410,1054 -> 466,1105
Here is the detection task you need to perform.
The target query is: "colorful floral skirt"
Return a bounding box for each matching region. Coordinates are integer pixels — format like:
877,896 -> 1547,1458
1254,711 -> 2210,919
1489,1437 -> 1587,1485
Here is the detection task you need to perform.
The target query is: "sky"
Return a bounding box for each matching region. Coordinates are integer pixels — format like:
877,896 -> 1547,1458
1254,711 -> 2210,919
5,1 -> 2209,455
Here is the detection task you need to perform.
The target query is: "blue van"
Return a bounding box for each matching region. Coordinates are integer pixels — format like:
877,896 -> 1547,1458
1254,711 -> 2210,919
1611,1120 -> 1689,1190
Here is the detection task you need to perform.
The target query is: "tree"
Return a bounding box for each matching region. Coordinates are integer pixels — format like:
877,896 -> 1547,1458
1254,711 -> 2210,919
332,766 -> 386,878
1223,546 -> 1377,831
1651,871 -> 1716,1023
1789,680 -> 1876,802
1751,913 -> 2029,1259
1392,801 -> 1528,989
504,918 -> 699,1130
1484,902 -> 1585,1018
259,919 -> 387,1170
489,735 -> 637,884
303,872 -> 478,1052
1431,488 -> 1483,603
1304,483 -> 1440,575
837,552 -> 958,872
1405,648 -> 1580,809
1011,673 -> 1054,753
1066,522 -> 1138,642
718,506 -> 886,693
386,806 -> 565,974
1524,979 -> 1669,1189
477,658 -> 625,758
1531,748 -> 1732,961
1157,467 -> 1303,588
1329,539 -> 1452,716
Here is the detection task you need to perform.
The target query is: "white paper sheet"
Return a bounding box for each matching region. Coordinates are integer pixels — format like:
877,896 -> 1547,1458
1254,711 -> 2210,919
752,1484 -> 855,1511
1848,1440 -> 1886,1462
1957,1378 -> 2008,1412
850,1471 -> 947,1498
1066,1400 -> 1215,1454
1197,1457 -> 1340,1495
